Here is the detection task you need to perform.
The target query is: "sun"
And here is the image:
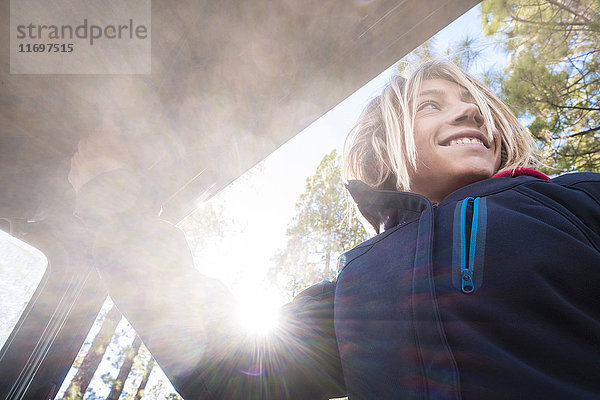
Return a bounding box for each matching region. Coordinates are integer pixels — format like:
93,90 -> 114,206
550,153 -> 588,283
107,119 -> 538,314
235,292 -> 281,334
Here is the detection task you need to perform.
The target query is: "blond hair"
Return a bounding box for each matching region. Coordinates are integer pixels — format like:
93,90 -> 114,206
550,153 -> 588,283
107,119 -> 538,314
343,60 -> 538,191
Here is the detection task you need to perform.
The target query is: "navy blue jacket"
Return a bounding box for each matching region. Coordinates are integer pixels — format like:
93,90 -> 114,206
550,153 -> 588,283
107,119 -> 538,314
177,172 -> 600,399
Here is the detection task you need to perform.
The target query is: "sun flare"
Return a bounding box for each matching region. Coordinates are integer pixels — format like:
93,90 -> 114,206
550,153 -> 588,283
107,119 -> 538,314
236,295 -> 280,334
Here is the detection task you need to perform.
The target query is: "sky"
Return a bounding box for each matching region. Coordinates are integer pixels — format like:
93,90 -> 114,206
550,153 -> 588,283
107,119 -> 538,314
179,3 -> 510,329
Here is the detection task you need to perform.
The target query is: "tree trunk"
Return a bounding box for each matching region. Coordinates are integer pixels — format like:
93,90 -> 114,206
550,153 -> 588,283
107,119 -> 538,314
134,357 -> 155,400
324,230 -> 331,279
106,335 -> 143,400
61,304 -> 121,400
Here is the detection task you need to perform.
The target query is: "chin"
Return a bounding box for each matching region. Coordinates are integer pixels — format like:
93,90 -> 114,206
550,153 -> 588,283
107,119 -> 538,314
456,169 -> 495,187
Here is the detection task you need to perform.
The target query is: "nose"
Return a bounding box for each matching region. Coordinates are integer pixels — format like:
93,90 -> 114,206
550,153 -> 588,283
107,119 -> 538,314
451,101 -> 484,127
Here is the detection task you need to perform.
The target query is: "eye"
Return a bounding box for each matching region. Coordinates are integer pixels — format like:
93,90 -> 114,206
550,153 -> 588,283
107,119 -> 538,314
417,101 -> 439,111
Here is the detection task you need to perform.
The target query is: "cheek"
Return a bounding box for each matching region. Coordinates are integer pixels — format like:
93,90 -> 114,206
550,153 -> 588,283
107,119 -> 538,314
413,123 -> 434,157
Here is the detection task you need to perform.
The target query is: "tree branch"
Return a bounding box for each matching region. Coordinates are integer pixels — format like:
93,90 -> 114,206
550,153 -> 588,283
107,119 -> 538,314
560,125 -> 600,139
549,103 -> 600,112
545,0 -> 596,23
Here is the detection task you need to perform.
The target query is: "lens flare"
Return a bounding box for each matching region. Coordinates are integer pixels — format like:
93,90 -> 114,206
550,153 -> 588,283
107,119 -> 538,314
236,295 -> 280,334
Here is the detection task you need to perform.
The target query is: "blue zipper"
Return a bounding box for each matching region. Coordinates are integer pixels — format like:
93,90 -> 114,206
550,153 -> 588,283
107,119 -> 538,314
460,197 -> 480,293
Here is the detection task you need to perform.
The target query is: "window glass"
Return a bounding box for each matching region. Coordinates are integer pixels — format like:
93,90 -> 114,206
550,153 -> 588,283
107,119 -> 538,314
0,229 -> 48,349
54,297 -> 183,400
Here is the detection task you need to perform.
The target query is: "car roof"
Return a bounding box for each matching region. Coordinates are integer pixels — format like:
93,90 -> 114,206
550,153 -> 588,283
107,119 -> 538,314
0,0 -> 479,226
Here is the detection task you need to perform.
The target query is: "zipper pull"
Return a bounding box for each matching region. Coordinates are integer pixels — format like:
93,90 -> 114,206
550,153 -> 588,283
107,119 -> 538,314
461,269 -> 474,293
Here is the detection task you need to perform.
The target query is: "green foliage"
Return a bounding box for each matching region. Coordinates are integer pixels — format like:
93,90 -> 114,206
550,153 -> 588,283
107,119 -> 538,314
482,0 -> 600,173
270,150 -> 370,298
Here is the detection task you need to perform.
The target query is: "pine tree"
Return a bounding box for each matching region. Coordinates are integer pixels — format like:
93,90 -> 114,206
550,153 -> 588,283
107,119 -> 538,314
133,357 -> 155,400
270,150 -> 370,298
106,335 -> 143,400
481,0 -> 600,172
60,305 -> 122,400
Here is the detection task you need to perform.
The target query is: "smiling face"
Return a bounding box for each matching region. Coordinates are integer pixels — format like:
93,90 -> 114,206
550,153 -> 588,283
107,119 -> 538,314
409,79 -> 502,203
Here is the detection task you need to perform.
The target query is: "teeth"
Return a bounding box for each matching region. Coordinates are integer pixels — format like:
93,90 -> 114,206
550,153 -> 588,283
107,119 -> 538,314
448,137 -> 484,146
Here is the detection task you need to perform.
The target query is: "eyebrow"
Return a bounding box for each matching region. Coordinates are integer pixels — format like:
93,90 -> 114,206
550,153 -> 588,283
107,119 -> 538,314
418,88 -> 474,101
418,89 -> 446,97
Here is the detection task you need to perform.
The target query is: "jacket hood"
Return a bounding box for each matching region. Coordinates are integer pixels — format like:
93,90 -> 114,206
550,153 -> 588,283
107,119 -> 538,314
345,180 -> 429,234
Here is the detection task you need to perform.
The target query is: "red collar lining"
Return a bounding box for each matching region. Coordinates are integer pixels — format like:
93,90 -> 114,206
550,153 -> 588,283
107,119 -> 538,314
492,168 -> 550,180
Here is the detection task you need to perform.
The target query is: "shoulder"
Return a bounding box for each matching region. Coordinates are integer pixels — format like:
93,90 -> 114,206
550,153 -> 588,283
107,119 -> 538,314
550,172 -> 600,200
517,172 -> 600,206
551,171 -> 600,184
502,172 -> 600,243
279,281 -> 336,336
294,280 -> 336,301
283,281 -> 336,320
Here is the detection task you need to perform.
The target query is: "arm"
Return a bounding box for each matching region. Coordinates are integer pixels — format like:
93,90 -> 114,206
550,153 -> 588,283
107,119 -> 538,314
92,215 -> 345,399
